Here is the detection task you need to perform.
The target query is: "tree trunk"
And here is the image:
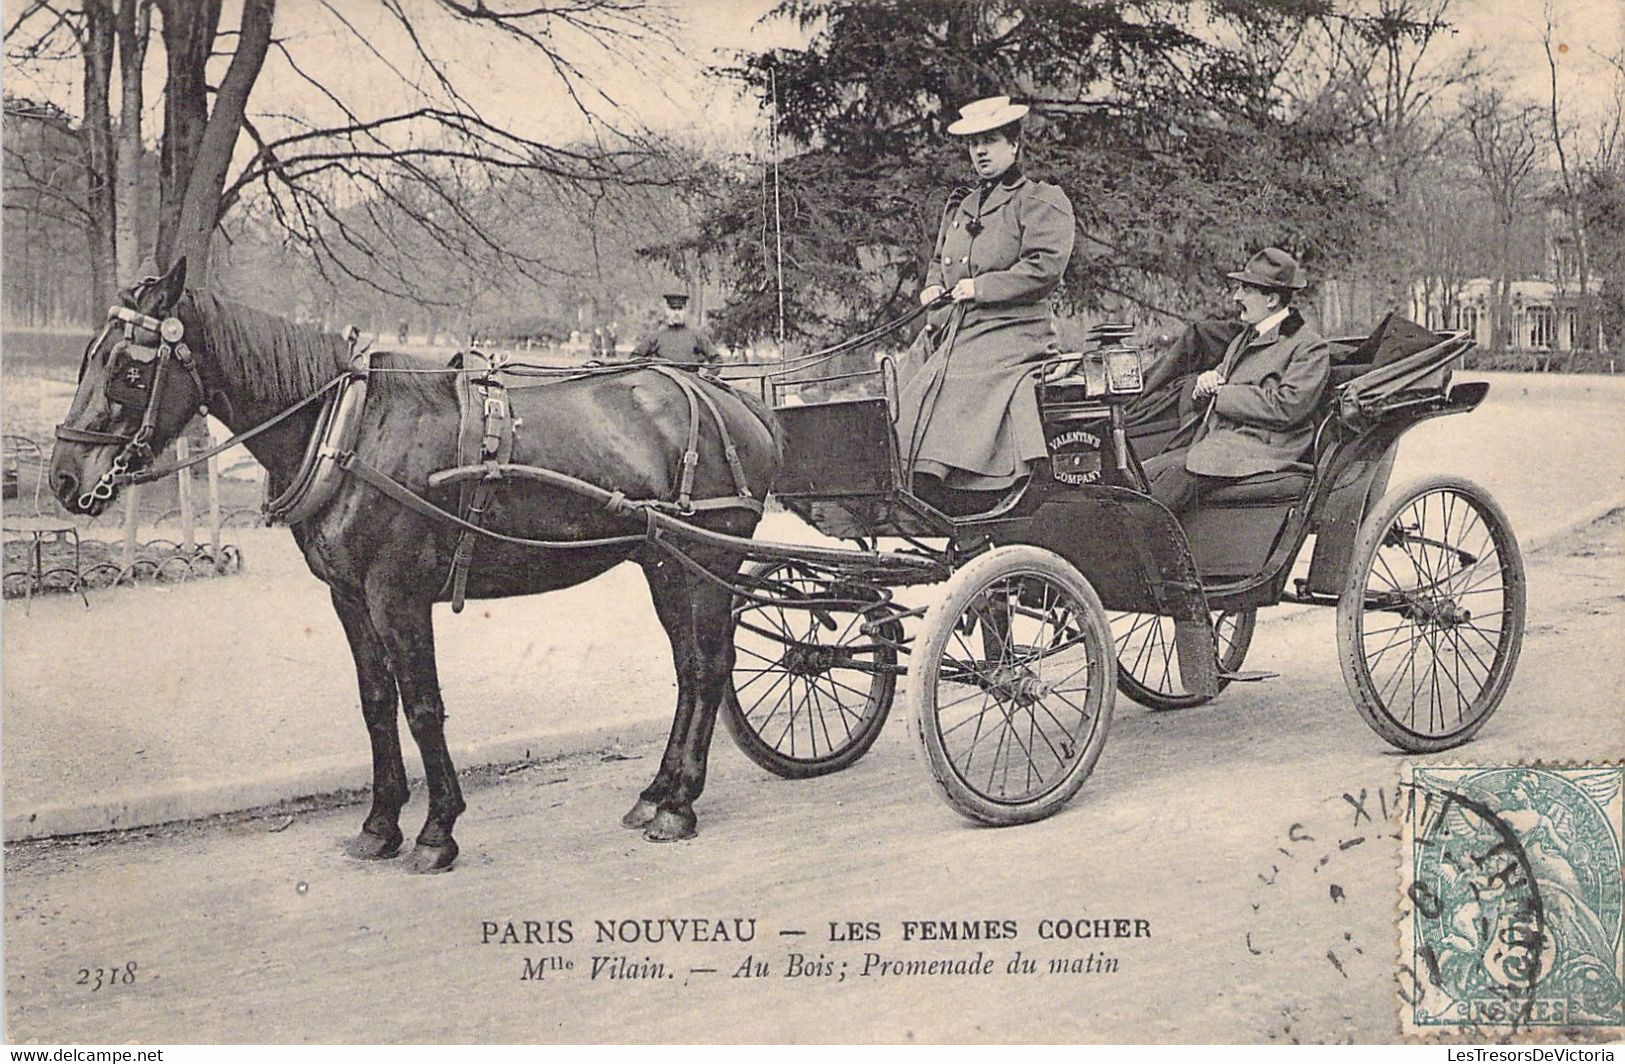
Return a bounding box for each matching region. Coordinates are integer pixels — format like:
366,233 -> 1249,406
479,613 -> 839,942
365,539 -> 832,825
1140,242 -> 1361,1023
82,0 -> 118,313
154,0 -> 222,270
115,0 -> 152,285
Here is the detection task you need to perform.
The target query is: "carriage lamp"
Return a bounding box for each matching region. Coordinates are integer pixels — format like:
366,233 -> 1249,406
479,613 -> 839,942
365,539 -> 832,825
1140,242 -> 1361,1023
1103,347 -> 1144,394
1043,346 -> 1145,400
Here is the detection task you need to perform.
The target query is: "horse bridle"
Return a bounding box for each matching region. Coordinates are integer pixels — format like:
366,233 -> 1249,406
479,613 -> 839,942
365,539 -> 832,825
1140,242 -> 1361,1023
55,291 -> 210,509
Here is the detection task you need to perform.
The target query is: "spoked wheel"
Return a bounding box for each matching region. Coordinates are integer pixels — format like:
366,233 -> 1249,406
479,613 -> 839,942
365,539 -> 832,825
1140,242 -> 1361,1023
1111,608 -> 1257,710
1337,475 -> 1525,752
911,545 -> 1115,825
722,560 -> 903,779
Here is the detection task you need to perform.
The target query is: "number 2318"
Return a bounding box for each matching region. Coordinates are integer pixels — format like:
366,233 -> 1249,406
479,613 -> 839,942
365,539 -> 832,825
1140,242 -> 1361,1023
77,962 -> 137,990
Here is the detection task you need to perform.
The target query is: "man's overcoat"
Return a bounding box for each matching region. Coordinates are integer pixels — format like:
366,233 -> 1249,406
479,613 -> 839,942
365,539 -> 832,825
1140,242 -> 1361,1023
894,173 -> 1075,490
1183,309 -> 1330,477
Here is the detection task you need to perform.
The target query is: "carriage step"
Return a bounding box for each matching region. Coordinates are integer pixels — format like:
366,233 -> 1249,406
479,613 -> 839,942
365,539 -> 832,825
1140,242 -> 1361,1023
1217,669 -> 1277,683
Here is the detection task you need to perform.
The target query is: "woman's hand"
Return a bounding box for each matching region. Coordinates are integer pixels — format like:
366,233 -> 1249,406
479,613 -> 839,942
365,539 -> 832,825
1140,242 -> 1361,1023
950,278 -> 976,303
919,285 -> 945,306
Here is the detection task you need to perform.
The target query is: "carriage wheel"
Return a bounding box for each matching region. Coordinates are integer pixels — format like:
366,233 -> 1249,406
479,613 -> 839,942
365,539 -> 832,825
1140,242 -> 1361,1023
1112,609 -> 1257,711
722,561 -> 902,779
910,545 -> 1114,825
1337,476 -> 1525,753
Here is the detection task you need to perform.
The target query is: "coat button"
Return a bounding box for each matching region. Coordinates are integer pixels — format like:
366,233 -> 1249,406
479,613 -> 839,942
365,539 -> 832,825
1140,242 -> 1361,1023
960,256 -> 967,263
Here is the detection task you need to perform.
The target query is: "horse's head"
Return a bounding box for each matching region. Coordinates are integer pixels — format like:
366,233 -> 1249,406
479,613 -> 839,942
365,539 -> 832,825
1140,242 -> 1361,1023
49,257 -> 209,515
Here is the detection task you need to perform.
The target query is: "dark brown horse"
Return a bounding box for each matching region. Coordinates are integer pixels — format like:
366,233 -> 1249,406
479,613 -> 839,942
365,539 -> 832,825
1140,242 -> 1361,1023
49,259 -> 782,872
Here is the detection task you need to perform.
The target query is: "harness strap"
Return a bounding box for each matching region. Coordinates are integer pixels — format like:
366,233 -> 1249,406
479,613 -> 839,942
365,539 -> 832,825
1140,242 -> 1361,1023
426,463 -> 764,517
339,453 -> 650,551
123,374 -> 350,485
655,366 -> 704,512
446,353 -> 516,612
679,370 -> 753,497
648,365 -> 759,509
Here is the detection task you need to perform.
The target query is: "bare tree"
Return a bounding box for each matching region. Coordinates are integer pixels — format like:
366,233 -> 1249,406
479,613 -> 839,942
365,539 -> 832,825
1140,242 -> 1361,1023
1311,0 -> 1483,310
1464,89 -> 1543,353
6,0 -> 684,298
113,0 -> 152,281
1540,2 -> 1594,364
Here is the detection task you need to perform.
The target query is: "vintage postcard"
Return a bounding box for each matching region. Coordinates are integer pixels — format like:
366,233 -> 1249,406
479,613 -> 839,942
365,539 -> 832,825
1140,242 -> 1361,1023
4,0 -> 1623,1046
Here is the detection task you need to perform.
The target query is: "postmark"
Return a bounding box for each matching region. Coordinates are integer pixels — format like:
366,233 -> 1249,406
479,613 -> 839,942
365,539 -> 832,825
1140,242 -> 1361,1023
1400,764 -> 1623,1038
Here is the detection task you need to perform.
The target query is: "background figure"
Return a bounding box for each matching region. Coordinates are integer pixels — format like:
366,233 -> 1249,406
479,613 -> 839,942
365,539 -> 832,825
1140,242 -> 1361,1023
892,95 -> 1075,516
631,293 -> 718,366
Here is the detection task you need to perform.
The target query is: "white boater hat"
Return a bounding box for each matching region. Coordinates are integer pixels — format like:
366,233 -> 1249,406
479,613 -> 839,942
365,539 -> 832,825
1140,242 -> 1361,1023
946,95 -> 1030,136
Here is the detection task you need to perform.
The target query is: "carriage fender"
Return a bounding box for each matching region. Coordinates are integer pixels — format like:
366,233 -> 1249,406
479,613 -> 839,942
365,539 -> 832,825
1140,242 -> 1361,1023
1304,380 -> 1489,595
986,485 -> 1219,695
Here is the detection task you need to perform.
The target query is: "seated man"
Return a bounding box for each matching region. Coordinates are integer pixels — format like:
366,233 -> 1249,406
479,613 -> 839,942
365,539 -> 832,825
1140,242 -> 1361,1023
1143,247 -> 1330,518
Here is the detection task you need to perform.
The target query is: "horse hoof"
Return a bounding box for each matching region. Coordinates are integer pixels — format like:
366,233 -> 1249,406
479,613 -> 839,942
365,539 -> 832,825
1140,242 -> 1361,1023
343,829 -> 403,861
621,798 -> 659,829
643,809 -> 697,843
402,840 -> 458,874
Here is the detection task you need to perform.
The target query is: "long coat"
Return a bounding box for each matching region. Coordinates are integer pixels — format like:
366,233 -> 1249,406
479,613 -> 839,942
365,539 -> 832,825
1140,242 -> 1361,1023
894,172 -> 1075,490
1183,309 -> 1330,477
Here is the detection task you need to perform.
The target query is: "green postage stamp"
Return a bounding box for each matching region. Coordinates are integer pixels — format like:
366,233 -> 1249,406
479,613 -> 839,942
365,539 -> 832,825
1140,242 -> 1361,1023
1400,764 -> 1623,1038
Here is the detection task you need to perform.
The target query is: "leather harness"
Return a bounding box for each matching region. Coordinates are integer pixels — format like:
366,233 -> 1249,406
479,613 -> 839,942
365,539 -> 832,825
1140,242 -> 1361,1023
263,353 -> 766,613
442,350 -> 517,611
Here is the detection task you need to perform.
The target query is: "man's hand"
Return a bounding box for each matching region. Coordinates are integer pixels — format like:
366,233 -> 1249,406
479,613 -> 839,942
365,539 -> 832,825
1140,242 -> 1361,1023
919,285 -> 945,306
950,278 -> 976,303
1193,369 -> 1225,399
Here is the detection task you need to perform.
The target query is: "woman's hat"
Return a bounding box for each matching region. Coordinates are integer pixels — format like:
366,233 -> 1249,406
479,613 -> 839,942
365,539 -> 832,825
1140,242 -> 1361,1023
947,95 -> 1030,136
1226,247 -> 1307,290
662,293 -> 689,308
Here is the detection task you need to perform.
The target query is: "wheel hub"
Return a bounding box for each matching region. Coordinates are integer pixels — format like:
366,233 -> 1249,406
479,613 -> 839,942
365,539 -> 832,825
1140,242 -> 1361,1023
781,644 -> 837,677
1406,594 -> 1472,629
985,665 -> 1051,707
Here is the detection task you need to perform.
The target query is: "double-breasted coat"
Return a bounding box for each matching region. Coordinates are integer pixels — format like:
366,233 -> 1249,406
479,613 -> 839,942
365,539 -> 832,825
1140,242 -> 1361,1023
1183,309 -> 1330,477
894,172 -> 1075,490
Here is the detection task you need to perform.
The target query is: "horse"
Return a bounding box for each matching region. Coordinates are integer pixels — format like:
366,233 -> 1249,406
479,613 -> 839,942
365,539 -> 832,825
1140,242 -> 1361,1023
48,258 -> 783,873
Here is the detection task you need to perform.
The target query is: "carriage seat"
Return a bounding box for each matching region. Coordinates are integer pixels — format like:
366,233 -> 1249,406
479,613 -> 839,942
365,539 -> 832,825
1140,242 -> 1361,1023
1202,463 -> 1314,507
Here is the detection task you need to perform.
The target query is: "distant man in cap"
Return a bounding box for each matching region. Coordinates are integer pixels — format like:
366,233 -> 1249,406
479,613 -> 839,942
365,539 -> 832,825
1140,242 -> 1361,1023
1142,247 -> 1330,517
630,293 -> 718,367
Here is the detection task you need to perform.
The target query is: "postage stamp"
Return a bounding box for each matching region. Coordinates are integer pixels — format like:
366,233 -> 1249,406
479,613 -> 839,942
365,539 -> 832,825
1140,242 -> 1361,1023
1400,764 -> 1623,1038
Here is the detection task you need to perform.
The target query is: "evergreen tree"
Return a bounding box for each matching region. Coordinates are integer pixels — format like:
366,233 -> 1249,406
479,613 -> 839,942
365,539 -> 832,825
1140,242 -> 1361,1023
674,0 -> 1385,343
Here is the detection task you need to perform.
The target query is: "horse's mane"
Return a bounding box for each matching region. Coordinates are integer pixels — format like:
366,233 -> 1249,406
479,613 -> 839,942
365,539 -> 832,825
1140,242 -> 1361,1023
189,292 -> 452,407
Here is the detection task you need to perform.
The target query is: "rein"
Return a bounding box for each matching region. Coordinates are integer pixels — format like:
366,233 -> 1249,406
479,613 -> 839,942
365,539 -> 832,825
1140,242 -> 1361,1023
714,299 -> 940,382
126,376 -> 349,486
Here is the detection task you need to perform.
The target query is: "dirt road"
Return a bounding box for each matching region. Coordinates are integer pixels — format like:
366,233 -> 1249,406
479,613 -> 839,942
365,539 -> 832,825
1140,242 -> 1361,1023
6,510 -> 1621,1044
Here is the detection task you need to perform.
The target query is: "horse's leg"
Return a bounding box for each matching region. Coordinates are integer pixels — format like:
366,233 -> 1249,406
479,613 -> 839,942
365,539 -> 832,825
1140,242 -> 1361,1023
629,551 -> 740,842
366,588 -> 464,873
647,567 -> 739,842
621,554 -> 699,835
331,587 -> 409,860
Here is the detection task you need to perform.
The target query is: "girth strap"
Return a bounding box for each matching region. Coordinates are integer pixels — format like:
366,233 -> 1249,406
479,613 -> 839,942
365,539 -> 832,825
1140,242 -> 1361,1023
444,351 -> 515,612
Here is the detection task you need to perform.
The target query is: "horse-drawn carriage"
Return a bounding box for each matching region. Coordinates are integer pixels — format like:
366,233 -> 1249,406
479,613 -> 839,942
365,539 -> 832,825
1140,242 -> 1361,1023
718,316 -> 1525,823
48,260 -> 1523,868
